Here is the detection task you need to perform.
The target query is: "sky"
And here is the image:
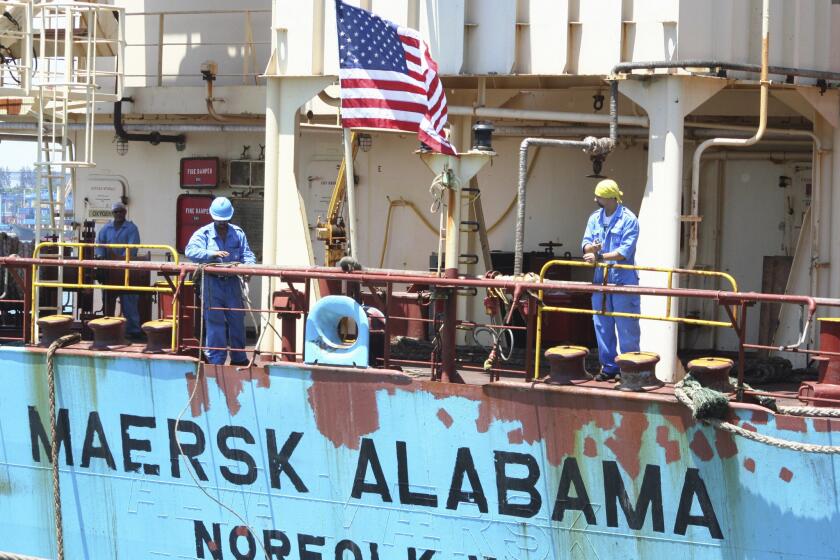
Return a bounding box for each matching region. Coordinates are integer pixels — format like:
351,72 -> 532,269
0,139 -> 37,172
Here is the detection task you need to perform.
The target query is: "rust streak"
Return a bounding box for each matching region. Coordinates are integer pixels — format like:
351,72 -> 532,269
744,458 -> 755,472
689,431 -> 714,462
437,408 -> 453,429
655,425 -> 680,464
742,423 -> 757,432
185,371 -> 210,417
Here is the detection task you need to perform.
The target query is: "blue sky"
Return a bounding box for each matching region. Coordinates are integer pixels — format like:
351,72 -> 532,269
0,139 -> 37,172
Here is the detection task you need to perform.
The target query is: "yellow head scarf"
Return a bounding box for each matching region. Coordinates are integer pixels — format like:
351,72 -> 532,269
594,178 -> 623,204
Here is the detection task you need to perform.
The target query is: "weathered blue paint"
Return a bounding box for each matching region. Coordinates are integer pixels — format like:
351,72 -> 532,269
0,346 -> 838,559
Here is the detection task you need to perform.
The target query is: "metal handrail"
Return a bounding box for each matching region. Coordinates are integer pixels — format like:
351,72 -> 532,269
31,242 -> 180,350
533,259 -> 741,377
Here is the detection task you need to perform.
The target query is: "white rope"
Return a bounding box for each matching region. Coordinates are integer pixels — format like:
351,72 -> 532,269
674,387 -> 840,454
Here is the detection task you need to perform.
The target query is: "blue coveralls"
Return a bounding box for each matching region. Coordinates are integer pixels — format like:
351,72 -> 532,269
581,205 -> 641,375
95,220 -> 142,336
185,223 -> 256,365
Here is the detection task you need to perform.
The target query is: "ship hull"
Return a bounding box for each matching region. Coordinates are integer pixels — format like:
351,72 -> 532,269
0,346 -> 838,560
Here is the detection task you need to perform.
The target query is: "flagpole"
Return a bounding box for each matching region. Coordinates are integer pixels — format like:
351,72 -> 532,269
343,127 -> 358,259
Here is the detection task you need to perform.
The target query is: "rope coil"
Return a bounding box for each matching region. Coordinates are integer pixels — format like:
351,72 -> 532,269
674,374 -> 840,454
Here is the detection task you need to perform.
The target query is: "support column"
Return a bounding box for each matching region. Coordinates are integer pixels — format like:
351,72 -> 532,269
814,117 -> 835,302
831,121 -> 840,310
620,76 -> 725,381
261,75 -> 332,353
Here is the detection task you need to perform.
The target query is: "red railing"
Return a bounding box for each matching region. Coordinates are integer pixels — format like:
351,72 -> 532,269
2,254 -> 840,403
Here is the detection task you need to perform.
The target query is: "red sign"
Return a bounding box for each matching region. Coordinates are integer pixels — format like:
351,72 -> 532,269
176,194 -> 214,253
180,157 -> 220,188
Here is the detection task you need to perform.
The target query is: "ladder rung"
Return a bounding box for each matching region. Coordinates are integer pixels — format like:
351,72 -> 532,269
458,254 -> 479,265
460,221 -> 479,233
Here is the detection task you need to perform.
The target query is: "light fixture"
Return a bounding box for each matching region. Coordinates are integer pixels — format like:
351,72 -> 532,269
471,121 -> 494,152
357,133 -> 372,152
114,136 -> 128,156
586,155 -> 606,178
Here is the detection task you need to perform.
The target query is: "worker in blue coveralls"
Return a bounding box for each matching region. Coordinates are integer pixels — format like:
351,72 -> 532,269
95,201 -> 142,339
185,196 -> 256,366
581,179 -> 641,381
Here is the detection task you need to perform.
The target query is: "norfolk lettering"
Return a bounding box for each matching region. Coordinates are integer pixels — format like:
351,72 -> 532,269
28,407 -> 722,540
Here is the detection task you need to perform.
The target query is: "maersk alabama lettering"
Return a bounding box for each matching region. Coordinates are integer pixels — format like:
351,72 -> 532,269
27,407 -> 722,541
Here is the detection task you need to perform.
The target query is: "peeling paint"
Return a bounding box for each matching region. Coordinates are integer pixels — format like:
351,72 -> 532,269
744,458 -> 756,472
779,467 -> 794,482
437,408 -> 453,428
751,410 -> 769,425
508,428 -> 524,445
655,425 -> 680,463
583,436 -> 597,458
714,429 -> 738,459
775,415 -> 808,433
690,431 -> 714,461
604,412 -> 648,478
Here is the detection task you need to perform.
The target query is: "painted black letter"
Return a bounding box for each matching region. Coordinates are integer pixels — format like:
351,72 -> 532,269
168,418 -> 208,481
230,526 -> 256,560
408,548 -> 436,560
551,457 -> 595,525
298,534 -> 325,560
335,539 -> 363,560
603,461 -> 664,532
263,529 -> 291,559
218,425 -> 257,485
397,441 -> 437,507
351,438 -> 392,502
446,447 -> 488,513
194,520 -> 223,560
80,411 -> 116,470
674,468 -> 723,539
29,406 -> 73,466
495,450 -> 541,518
120,414 -> 159,475
267,430 -> 308,492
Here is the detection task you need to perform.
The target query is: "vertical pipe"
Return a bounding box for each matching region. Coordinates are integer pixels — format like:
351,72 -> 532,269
686,0 -> 770,270
343,128 -> 358,259
830,126 -> 840,313
312,0 -> 325,75
156,14 -> 164,87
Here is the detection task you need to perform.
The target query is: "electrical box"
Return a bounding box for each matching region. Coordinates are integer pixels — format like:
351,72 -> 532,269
175,194 -> 213,253
228,160 -> 265,189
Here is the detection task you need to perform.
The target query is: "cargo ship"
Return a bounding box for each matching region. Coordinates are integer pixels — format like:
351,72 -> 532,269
2,1 -> 840,559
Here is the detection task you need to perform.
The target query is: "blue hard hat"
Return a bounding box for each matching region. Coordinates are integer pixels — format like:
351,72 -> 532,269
209,197 -> 234,221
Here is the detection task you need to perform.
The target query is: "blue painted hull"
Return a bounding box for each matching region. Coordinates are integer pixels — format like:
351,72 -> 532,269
0,346 -> 838,559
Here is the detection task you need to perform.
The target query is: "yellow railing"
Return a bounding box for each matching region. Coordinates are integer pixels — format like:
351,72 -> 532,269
534,259 -> 739,377
31,242 -> 180,350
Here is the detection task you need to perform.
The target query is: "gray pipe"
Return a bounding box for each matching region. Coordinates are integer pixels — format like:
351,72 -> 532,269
613,60 -> 840,83
515,136 -> 612,275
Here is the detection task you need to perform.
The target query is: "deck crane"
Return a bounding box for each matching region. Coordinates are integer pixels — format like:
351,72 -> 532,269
315,131 -> 358,266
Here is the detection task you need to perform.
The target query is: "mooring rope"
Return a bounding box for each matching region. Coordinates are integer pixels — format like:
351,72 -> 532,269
674,374 -> 840,454
45,333 -> 81,560
0,552 -> 50,560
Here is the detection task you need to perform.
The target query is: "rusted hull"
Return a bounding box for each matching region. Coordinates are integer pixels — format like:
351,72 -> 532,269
0,346 -> 838,559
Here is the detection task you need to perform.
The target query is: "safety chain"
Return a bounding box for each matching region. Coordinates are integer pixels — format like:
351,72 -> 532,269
46,333 -> 81,560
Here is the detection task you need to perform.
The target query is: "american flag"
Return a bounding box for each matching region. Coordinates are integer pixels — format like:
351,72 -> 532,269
335,0 -> 456,156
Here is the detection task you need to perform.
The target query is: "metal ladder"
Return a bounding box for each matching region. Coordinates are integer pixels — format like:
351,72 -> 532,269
27,1 -> 125,325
